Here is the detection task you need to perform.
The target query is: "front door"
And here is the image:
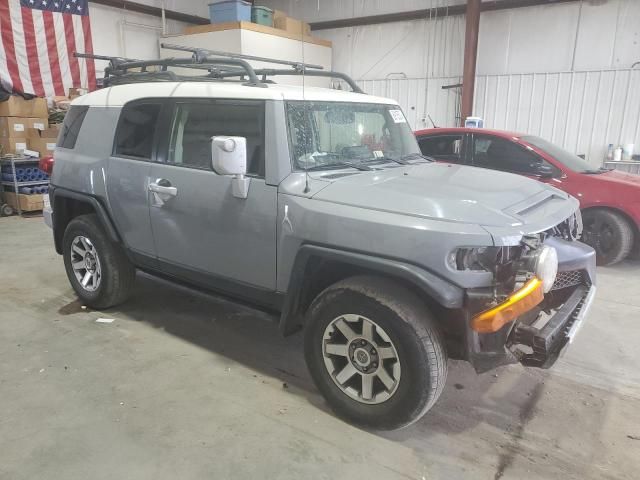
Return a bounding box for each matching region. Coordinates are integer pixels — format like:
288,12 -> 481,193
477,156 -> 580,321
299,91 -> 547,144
148,98 -> 278,292
470,134 -> 562,179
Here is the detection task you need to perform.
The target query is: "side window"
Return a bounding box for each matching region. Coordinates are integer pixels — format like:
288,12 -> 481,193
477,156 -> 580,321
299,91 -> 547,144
58,106 -> 89,149
167,101 -> 265,177
417,135 -> 463,163
473,136 -> 558,176
114,103 -> 161,160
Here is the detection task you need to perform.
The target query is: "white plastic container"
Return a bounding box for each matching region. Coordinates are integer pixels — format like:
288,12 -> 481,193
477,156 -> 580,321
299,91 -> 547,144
613,146 -> 623,162
623,143 -> 634,161
464,116 -> 484,128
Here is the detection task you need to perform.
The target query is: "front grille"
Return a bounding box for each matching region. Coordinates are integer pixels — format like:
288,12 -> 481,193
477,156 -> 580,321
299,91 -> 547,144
548,212 -> 581,241
551,270 -> 584,291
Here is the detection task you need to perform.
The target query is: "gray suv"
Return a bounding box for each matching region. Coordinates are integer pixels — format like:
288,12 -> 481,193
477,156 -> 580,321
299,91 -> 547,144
44,51 -> 596,430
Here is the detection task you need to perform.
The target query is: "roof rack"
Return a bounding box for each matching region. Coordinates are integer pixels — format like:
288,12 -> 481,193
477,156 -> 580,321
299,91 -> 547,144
75,46 -> 363,93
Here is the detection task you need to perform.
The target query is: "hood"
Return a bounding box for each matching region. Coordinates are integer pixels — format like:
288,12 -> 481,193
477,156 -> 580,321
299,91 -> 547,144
593,169 -> 640,188
311,163 -> 576,228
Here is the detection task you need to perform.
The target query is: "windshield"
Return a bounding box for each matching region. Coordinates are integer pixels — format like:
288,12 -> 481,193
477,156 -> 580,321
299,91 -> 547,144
520,135 -> 596,173
286,101 -> 421,170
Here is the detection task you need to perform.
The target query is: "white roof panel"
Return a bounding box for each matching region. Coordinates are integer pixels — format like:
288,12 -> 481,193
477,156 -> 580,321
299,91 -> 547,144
72,82 -> 399,107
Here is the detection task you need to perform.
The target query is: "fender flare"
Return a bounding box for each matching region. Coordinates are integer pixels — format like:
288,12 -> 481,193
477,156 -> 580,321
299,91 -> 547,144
51,187 -> 121,253
279,244 -> 464,335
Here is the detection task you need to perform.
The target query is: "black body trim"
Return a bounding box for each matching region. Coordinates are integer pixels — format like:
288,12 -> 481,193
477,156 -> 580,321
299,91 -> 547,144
131,250 -> 284,312
279,244 -> 465,335
50,187 -> 121,253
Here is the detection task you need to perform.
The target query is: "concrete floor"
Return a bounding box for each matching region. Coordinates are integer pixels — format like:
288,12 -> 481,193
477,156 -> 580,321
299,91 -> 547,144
1,216 -> 639,480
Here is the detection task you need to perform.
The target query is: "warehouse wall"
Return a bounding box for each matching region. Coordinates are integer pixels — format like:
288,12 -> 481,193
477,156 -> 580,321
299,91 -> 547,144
265,0 -> 640,165
88,2 -> 190,75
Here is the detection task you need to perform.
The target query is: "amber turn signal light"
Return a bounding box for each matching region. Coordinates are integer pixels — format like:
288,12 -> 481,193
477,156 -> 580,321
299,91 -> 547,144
471,277 -> 544,334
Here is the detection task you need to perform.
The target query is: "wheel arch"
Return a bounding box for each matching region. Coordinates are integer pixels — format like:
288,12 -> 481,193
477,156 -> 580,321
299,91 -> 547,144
278,244 -> 464,336
51,188 -> 121,254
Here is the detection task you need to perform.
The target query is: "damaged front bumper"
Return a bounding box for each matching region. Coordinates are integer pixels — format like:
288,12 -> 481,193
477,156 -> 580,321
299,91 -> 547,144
509,283 -> 596,368
464,237 -> 596,373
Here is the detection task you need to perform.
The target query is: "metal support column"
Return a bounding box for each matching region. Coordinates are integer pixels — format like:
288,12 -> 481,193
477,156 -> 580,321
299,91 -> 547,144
460,0 -> 481,125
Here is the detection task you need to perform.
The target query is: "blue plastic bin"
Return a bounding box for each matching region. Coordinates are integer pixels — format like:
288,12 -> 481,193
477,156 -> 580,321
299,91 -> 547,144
209,0 -> 252,24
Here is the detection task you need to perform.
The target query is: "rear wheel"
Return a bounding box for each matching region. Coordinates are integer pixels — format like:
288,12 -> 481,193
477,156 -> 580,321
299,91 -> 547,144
581,209 -> 634,266
304,276 -> 447,430
63,214 -> 135,309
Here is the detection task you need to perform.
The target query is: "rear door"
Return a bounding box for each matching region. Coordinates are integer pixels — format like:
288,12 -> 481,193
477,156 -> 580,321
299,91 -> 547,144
148,98 -> 278,291
106,100 -> 164,259
416,133 -> 468,164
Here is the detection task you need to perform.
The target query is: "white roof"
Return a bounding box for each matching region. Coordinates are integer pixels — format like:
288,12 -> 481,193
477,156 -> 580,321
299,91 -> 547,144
72,82 -> 399,107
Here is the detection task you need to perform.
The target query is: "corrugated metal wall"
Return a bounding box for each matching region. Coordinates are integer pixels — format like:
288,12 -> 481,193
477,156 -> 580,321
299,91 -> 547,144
353,67 -> 640,166
474,69 -> 640,163
354,76 -> 463,129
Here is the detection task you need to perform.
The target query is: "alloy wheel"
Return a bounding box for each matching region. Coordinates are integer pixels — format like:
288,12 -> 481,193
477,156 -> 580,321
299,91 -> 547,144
70,235 -> 102,292
322,314 -> 401,404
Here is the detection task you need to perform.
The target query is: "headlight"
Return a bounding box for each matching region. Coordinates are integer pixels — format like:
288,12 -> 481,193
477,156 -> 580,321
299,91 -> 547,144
532,245 -> 558,293
448,247 -> 501,271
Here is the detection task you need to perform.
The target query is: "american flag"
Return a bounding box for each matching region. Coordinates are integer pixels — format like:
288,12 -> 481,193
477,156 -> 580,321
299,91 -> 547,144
0,0 -> 96,97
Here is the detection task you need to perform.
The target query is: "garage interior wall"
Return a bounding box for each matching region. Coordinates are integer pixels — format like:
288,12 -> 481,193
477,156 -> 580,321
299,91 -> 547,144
87,0 -> 208,74
264,0 -> 640,166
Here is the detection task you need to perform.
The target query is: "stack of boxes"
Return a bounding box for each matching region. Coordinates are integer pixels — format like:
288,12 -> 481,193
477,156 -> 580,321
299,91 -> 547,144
272,10 -> 311,36
0,96 -> 59,158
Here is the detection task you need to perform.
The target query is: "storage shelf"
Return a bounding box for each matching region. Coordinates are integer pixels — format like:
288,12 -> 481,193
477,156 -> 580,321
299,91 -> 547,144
604,161 -> 640,165
2,180 -> 49,187
1,156 -> 46,216
0,157 -> 40,164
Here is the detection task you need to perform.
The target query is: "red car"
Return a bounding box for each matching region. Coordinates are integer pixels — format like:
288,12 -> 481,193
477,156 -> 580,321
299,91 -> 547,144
415,127 -> 640,265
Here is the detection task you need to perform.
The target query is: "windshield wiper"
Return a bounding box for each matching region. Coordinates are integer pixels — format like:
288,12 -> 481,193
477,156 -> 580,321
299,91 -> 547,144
307,161 -> 373,171
400,153 -> 434,162
583,167 -> 610,174
366,156 -> 409,165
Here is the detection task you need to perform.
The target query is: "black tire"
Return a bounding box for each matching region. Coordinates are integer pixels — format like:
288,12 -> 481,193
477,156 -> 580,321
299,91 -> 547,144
62,214 -> 135,309
304,275 -> 447,430
628,233 -> 640,261
581,209 -> 634,266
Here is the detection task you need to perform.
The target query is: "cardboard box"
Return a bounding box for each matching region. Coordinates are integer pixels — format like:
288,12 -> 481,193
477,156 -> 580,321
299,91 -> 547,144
3,192 -> 44,212
0,137 -> 28,155
68,87 -> 85,99
274,16 -> 311,35
0,117 -> 48,137
26,124 -> 59,139
0,96 -> 47,117
29,137 -> 57,157
273,9 -> 286,23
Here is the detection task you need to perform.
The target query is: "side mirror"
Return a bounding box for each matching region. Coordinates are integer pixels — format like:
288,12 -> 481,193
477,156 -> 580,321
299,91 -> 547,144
534,162 -> 554,178
211,136 -> 250,199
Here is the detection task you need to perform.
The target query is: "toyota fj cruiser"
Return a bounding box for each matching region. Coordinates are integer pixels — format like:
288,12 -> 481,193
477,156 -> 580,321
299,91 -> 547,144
43,47 -> 596,430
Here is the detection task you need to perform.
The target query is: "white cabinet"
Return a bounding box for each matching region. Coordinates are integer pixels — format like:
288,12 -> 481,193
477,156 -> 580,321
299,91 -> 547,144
160,22 -> 333,88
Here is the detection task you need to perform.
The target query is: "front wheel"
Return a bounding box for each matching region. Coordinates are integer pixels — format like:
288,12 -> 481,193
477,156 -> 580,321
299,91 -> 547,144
62,214 -> 136,309
304,276 -> 447,430
581,209 -> 634,266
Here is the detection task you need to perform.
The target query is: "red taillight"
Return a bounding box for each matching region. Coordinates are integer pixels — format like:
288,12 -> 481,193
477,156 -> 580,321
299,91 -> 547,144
39,155 -> 54,176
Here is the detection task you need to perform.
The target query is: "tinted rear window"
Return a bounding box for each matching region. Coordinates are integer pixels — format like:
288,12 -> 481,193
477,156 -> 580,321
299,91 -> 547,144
113,103 -> 162,160
58,106 -> 89,149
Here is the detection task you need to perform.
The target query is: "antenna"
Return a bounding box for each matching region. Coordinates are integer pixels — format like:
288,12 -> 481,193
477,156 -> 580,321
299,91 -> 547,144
427,114 -> 438,128
300,24 -> 311,195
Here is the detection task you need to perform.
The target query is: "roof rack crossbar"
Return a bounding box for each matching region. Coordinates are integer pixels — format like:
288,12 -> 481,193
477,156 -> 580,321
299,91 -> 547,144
74,50 -> 363,93
161,43 -> 324,71
215,68 -> 364,94
76,52 -> 264,87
